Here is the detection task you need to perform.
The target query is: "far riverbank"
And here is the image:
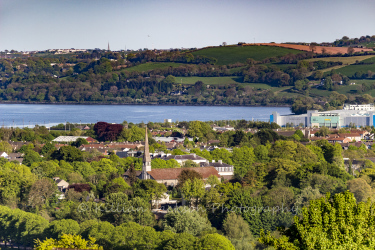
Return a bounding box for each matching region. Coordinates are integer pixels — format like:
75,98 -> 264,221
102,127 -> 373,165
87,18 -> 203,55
0,101 -> 292,108
0,104 -> 291,127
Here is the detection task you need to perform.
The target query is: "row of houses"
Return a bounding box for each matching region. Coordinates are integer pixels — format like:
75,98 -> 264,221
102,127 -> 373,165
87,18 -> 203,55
274,128 -> 370,142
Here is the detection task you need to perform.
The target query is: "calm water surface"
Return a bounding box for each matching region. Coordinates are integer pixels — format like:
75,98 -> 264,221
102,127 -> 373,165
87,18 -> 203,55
0,104 -> 291,127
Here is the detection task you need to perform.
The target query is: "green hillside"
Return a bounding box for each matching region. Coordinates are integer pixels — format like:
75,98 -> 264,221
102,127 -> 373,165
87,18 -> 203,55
124,62 -> 184,72
192,45 -> 303,65
336,56 -> 375,77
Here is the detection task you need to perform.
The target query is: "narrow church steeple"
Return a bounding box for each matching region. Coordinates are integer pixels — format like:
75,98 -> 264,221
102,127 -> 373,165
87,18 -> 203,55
141,127 -> 151,179
143,127 -> 151,170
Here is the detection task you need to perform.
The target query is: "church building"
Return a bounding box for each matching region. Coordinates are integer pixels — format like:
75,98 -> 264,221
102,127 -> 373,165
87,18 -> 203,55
131,127 -> 220,186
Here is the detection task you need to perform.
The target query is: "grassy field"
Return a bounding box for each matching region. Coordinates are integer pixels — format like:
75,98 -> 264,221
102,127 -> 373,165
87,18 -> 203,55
359,42 -> 375,48
123,62 -> 184,72
192,45 -> 303,65
177,76 -> 281,89
305,55 -> 375,74
309,80 -> 375,97
177,76 -> 298,94
177,76 -> 241,85
305,55 -> 375,65
241,82 -> 274,89
336,64 -> 375,77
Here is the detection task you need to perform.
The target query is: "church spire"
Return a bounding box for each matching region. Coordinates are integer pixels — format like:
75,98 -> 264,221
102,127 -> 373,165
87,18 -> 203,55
143,127 -> 151,165
141,126 -> 151,179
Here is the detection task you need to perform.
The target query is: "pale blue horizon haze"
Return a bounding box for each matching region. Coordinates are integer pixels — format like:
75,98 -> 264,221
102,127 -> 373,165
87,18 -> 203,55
0,0 -> 374,51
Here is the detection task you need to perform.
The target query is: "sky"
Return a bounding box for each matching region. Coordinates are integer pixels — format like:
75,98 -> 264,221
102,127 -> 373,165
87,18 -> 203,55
0,0 -> 374,51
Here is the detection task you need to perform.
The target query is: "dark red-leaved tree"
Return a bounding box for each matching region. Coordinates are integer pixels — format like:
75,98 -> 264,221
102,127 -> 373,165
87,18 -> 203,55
94,122 -> 123,141
68,184 -> 91,193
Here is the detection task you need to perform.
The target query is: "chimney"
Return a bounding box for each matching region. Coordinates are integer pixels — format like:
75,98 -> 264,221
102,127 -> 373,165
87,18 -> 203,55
218,160 -> 222,164
212,160 -> 215,163
191,153 -> 196,157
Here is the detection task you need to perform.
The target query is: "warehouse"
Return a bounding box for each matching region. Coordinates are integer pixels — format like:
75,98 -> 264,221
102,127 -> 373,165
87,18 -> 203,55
271,104 -> 375,128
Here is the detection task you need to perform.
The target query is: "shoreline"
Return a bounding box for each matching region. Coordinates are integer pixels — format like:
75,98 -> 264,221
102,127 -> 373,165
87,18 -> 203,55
0,101 -> 291,108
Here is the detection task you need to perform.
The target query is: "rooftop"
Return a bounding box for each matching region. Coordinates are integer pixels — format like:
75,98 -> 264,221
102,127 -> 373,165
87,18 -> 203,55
147,167 -> 220,180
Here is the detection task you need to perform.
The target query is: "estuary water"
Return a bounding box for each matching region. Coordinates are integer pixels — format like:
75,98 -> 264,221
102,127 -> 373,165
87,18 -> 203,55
0,104 -> 291,127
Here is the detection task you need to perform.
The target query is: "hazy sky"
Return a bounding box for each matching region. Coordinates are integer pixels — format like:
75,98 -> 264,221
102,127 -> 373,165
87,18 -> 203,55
1,0 -> 374,51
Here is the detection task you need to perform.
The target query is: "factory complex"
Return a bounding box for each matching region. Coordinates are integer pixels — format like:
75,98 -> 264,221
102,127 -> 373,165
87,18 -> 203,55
271,104 -> 375,128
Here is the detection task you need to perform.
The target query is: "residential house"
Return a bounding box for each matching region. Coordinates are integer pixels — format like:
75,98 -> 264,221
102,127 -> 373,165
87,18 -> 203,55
326,136 -> 352,143
115,151 -> 128,158
153,137 -> 193,143
161,153 -> 208,166
344,159 -> 365,172
53,177 -> 69,192
7,153 -> 23,164
212,125 -> 235,132
339,142 -> 363,150
52,136 -> 96,143
145,167 -> 220,187
350,130 -> 370,140
338,133 -> 361,142
0,152 -> 9,159
200,160 -> 234,180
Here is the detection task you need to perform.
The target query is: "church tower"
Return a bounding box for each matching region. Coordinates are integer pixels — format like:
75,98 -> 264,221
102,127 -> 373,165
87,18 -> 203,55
141,127 -> 151,179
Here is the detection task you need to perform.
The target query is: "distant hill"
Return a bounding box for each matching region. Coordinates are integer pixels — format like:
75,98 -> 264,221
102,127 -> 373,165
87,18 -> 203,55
191,45 -> 302,65
247,43 -> 374,55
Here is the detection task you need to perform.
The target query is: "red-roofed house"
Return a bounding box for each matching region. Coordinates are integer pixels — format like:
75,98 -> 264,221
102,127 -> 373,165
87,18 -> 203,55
147,167 -> 220,186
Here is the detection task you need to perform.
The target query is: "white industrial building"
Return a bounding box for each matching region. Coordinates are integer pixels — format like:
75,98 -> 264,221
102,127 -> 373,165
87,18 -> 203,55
271,104 -> 375,128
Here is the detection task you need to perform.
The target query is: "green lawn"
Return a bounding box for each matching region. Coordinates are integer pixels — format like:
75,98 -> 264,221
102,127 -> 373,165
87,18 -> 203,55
240,82 -> 275,89
177,76 -> 283,90
309,80 -> 375,97
192,45 -> 302,65
361,56 -> 375,63
305,55 -> 375,74
336,64 -> 375,77
123,62 -> 184,72
358,42 -> 375,48
177,76 -> 242,85
305,55 -> 375,65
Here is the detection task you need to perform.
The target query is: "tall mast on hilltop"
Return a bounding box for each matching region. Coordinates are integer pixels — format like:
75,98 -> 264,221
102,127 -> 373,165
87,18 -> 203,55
108,42 -> 110,51
141,126 -> 151,179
